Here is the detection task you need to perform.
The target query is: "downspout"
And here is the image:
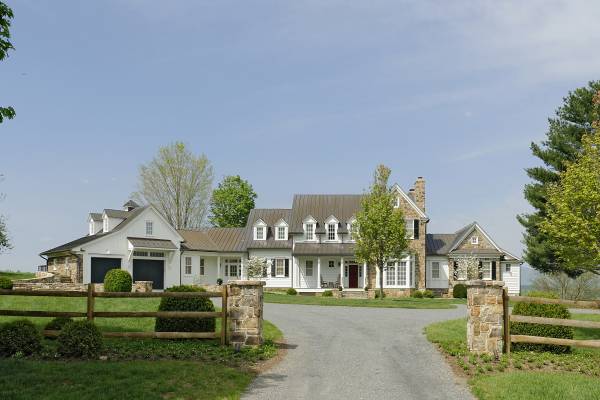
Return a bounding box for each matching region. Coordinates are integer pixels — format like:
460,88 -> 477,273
179,245 -> 184,286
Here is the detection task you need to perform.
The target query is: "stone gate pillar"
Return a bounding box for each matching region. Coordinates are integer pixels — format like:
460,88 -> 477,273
226,280 -> 265,347
467,280 -> 505,356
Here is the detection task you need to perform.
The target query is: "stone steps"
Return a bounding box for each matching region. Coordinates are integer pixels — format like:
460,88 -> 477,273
341,290 -> 369,299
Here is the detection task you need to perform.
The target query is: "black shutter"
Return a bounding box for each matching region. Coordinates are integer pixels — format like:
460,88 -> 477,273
270,259 -> 275,277
413,219 -> 419,239
492,261 -> 497,280
285,259 -> 290,277
262,260 -> 268,277
478,261 -> 483,279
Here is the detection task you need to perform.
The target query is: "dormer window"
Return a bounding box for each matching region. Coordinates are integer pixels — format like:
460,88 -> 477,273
103,217 -> 109,232
146,221 -> 153,236
89,220 -> 95,236
327,223 -> 336,241
274,219 -> 288,241
277,226 -> 286,240
348,221 -> 358,241
253,219 -> 267,240
305,223 -> 314,241
471,236 -> 479,245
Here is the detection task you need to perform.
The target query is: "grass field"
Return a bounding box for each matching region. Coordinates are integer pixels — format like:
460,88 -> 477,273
425,314 -> 600,400
0,294 -> 283,400
264,291 -> 465,309
0,270 -> 36,280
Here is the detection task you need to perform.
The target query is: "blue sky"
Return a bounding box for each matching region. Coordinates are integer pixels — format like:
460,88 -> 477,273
1,1 -> 599,275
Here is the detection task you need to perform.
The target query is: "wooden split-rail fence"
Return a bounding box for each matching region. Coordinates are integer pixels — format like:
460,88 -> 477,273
502,289 -> 600,354
0,285 -> 228,345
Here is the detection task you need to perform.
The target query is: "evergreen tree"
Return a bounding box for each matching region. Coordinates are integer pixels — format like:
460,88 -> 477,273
518,82 -> 600,276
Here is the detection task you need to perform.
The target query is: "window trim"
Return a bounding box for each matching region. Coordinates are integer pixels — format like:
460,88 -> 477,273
305,260 -> 313,277
199,258 -> 205,276
327,222 -> 337,241
145,220 -> 154,236
276,225 -> 287,241
405,219 -> 415,240
184,256 -> 192,275
275,258 -> 285,277
255,226 -> 265,240
481,261 -> 492,280
431,261 -> 440,279
305,223 -> 315,241
471,235 -> 479,245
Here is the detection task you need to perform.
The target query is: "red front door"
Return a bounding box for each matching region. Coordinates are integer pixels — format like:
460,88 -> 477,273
348,265 -> 359,288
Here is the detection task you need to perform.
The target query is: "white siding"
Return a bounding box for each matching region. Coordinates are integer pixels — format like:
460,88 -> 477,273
426,256 -> 449,289
502,263 -> 521,295
248,249 -> 292,288
180,254 -> 219,286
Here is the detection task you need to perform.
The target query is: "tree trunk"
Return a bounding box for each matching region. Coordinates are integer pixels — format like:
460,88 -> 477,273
378,263 -> 384,300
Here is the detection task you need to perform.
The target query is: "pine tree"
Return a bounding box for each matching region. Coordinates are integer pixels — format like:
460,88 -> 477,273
518,82 -> 600,276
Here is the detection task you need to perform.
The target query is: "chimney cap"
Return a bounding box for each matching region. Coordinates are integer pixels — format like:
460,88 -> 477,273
417,176 -> 424,180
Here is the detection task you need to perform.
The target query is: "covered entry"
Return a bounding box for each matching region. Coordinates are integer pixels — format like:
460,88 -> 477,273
133,259 -> 165,290
91,257 -> 122,283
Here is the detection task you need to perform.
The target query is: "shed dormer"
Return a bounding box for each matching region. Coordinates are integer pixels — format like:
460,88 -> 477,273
253,219 -> 267,240
274,219 -> 289,240
325,215 -> 339,241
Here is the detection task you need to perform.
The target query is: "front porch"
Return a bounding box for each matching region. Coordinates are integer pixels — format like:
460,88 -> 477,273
293,256 -> 368,290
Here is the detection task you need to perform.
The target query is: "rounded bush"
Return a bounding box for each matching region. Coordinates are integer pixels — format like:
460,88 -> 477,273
322,290 -> 333,297
422,290 -> 435,298
57,320 -> 103,358
412,291 -> 424,298
44,317 -> 73,331
511,300 -> 573,354
216,278 -> 223,286
0,277 -> 13,290
103,269 -> 132,292
155,285 -> 216,333
0,319 -> 42,357
453,284 -> 467,299
286,288 -> 297,296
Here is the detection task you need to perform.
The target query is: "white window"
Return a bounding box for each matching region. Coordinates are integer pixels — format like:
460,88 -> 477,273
89,221 -> 94,236
306,260 -> 313,276
256,226 -> 265,240
405,220 -> 414,239
275,259 -> 285,277
394,196 -> 400,208
386,262 -> 396,286
146,221 -> 153,236
348,222 -> 358,241
398,261 -> 407,286
225,259 -> 239,277
277,226 -> 286,240
471,236 -> 479,245
149,252 -> 164,258
103,218 -> 108,232
185,257 -> 192,275
504,263 -> 511,274
327,223 -> 336,241
306,223 -> 315,241
481,261 -> 492,280
431,261 -> 440,279
200,258 -> 205,275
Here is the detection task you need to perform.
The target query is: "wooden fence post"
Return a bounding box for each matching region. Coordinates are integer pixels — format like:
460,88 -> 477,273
503,287 -> 510,355
87,284 -> 95,321
221,285 -> 228,346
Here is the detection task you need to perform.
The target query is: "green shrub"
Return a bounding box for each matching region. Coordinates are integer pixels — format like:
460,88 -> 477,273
103,269 -> 132,292
412,290 -> 424,298
422,290 -> 435,298
216,278 -> 223,285
375,290 -> 386,299
511,300 -> 574,354
286,288 -> 297,296
155,285 -> 216,333
0,277 -> 13,290
322,290 -> 333,297
0,320 -> 42,357
44,317 -> 73,331
57,320 -> 103,358
453,284 -> 467,299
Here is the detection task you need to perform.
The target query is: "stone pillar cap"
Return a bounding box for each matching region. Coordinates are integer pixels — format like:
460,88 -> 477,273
227,280 -> 266,286
466,280 -> 505,287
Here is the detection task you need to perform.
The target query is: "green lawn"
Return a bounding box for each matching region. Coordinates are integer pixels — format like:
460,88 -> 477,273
264,291 -> 465,309
425,315 -> 600,399
0,294 -> 282,400
0,270 -> 35,280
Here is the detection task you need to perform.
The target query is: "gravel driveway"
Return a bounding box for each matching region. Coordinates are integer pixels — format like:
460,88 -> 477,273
243,303 -> 474,400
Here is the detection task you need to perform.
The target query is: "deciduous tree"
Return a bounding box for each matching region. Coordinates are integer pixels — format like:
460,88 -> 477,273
133,142 -> 213,229
355,165 -> 409,299
209,175 -> 257,228
0,1 -> 15,123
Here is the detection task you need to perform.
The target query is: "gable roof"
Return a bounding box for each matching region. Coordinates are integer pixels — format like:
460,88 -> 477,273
390,184 -> 428,219
104,209 -> 130,219
179,228 -> 246,252
89,213 -> 103,222
290,194 -> 363,233
42,206 -> 149,255
242,209 -> 293,249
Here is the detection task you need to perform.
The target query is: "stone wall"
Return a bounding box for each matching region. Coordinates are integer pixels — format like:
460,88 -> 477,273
47,255 -> 82,283
13,280 -> 153,293
226,280 -> 264,347
467,280 -> 505,356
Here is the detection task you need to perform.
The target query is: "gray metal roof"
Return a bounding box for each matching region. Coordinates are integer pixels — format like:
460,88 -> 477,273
42,206 -> 149,255
123,200 -> 140,209
425,233 -> 456,255
289,194 -> 363,233
104,209 -> 130,219
243,209 -> 293,249
128,237 -> 177,250
89,213 -> 103,222
293,243 -> 356,256
179,228 -> 246,252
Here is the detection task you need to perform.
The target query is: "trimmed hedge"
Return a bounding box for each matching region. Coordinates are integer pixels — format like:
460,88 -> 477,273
511,294 -> 574,354
155,285 -> 216,333
322,290 -> 333,297
44,317 -> 73,332
57,320 -> 103,358
103,269 -> 132,292
0,276 -> 13,290
0,319 -> 42,357
286,288 -> 297,296
413,290 -> 435,299
453,284 -> 467,299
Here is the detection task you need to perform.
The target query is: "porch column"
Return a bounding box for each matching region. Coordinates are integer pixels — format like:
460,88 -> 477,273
363,262 -> 367,289
217,256 -> 221,279
293,256 -> 298,288
240,258 -> 245,280
340,257 -> 344,289
317,257 -> 321,289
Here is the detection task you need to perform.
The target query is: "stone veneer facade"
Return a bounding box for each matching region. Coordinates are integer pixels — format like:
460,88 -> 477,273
467,280 -> 505,356
227,280 -> 265,347
47,255 -> 83,283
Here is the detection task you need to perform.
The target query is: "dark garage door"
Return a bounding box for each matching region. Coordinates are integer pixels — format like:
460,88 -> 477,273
91,257 -> 122,283
133,259 -> 164,290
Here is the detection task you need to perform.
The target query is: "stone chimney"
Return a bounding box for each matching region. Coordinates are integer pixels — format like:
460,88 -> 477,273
413,177 -> 425,212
